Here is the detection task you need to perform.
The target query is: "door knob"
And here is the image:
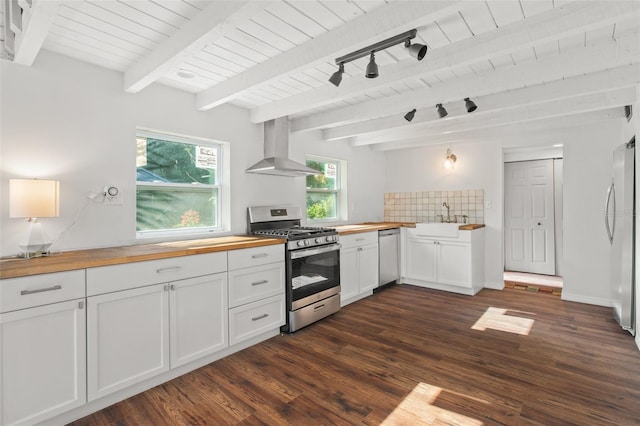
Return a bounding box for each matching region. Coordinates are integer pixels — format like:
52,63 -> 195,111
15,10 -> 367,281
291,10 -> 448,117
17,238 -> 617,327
537,222 -> 542,226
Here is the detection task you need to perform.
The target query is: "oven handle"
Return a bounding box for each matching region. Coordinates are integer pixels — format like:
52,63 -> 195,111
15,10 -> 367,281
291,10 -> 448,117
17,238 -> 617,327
290,243 -> 342,259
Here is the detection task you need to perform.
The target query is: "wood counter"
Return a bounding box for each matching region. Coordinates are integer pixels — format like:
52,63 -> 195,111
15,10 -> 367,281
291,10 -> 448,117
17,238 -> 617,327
334,222 -> 484,235
0,236 -> 285,279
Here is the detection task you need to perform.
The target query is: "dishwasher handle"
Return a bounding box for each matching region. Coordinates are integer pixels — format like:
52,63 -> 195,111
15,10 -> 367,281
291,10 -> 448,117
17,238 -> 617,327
378,228 -> 400,237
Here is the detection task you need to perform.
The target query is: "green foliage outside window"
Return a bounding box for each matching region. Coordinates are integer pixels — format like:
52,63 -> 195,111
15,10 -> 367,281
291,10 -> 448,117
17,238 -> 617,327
306,159 -> 338,220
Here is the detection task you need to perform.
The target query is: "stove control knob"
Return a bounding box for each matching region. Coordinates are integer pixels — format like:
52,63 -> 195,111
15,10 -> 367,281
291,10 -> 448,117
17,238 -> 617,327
326,236 -> 333,242
297,241 -> 305,247
305,240 -> 310,246
315,238 -> 323,243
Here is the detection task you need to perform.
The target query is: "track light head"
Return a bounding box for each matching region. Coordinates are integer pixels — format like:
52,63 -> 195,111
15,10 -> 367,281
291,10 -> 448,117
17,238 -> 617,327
404,108 -> 417,122
365,52 -> 378,78
329,63 -> 344,87
436,103 -> 448,118
465,97 -> 477,113
405,40 -> 427,60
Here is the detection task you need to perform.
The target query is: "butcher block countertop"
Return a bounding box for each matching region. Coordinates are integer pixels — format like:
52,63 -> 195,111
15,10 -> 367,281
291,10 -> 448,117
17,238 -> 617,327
0,236 -> 285,280
334,222 -> 485,235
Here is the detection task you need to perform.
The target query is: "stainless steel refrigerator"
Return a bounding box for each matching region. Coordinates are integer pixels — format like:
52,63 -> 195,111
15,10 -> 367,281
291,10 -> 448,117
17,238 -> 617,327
605,137 -> 635,335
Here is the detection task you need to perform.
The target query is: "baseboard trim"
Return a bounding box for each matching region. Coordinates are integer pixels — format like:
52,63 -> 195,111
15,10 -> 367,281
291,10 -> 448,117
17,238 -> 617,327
561,292 -> 611,307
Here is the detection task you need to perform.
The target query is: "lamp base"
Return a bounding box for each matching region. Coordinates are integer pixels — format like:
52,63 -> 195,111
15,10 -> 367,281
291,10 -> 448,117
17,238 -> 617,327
17,220 -> 53,259
17,250 -> 52,259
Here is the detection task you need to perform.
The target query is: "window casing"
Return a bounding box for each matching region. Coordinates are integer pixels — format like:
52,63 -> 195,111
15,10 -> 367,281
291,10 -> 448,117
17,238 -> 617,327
306,156 -> 347,222
136,130 -> 229,239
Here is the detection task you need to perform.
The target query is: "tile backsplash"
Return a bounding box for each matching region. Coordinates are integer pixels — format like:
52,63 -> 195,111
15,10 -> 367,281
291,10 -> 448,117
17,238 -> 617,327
384,189 -> 484,224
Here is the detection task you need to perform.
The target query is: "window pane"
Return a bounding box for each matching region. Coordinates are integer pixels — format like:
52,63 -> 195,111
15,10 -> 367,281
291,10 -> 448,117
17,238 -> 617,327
136,186 -> 218,232
306,191 -> 337,220
137,137 -> 218,185
306,160 -> 336,190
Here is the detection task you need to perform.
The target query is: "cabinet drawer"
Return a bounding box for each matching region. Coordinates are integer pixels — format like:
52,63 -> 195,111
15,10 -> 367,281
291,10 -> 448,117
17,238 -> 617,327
87,252 -> 227,296
340,231 -> 378,249
1,270 -> 86,313
228,245 -> 284,270
228,263 -> 284,308
229,294 -> 285,345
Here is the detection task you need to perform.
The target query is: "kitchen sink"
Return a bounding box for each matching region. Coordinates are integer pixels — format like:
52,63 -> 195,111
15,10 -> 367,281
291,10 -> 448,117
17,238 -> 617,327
415,223 -> 460,238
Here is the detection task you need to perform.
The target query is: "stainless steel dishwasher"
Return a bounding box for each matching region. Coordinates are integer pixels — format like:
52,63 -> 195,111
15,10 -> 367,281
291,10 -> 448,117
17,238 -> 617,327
378,228 -> 400,287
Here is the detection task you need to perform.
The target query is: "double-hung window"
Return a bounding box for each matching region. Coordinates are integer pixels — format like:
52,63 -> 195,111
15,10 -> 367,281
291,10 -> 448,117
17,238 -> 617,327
306,156 -> 346,221
136,130 -> 228,238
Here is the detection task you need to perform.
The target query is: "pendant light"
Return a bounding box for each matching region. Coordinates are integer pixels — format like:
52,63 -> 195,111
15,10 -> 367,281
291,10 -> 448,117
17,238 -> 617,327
465,97 -> 478,113
404,108 -> 416,122
329,63 -> 345,87
365,52 -> 378,79
436,103 -> 448,118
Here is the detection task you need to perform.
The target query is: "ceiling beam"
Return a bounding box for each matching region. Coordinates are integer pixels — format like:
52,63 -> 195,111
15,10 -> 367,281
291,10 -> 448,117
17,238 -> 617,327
370,110 -> 625,151
351,87 -> 634,147
325,61 -> 640,142
263,0 -> 638,126
195,1 -> 462,111
295,31 -> 639,134
12,0 -> 61,66
124,1 -> 272,93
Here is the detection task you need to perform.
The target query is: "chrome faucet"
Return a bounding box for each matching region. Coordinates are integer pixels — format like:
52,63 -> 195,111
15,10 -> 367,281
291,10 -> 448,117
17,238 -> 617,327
442,202 -> 452,223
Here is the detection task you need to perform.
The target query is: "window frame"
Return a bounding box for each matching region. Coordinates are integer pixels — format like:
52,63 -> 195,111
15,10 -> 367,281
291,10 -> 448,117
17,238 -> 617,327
305,155 -> 348,223
135,128 -> 230,240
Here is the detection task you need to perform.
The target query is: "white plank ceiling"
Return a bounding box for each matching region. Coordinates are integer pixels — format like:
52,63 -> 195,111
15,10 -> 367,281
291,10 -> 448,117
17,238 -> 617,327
2,0 -> 639,150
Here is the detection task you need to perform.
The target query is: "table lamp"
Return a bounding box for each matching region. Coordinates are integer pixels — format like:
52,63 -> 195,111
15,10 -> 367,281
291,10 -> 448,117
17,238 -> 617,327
9,179 -> 60,258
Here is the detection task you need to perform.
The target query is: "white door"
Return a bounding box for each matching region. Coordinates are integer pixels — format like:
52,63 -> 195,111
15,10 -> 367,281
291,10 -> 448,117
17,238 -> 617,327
170,273 -> 228,368
87,284 -> 170,401
1,299 -> 86,426
505,160 -> 556,274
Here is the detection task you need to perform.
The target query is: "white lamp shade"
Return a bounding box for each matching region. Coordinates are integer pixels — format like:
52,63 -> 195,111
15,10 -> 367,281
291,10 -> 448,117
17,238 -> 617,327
9,179 -> 60,218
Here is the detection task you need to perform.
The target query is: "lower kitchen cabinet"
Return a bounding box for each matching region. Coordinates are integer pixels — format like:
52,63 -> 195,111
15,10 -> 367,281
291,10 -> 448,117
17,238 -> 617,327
340,232 -> 379,306
1,299 -> 86,426
87,284 -> 170,401
87,272 -> 229,401
402,227 -> 484,295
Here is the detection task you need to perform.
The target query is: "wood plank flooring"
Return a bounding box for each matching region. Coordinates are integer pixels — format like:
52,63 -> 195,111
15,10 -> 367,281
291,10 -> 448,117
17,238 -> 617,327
70,285 -> 640,425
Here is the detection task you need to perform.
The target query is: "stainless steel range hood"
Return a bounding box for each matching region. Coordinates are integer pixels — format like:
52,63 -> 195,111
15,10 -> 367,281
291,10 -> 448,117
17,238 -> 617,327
246,117 -> 321,177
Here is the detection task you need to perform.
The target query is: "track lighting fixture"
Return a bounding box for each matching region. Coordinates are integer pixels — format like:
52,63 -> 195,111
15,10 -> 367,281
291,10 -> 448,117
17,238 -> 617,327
404,108 -> 416,122
444,148 -> 457,169
465,97 -> 478,113
365,52 -> 378,79
436,103 -> 448,118
329,29 -> 427,84
329,63 -> 344,87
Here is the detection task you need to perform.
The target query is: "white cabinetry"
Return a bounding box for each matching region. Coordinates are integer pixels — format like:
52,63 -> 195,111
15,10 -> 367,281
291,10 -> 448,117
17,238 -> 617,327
340,231 -> 379,306
0,270 -> 86,426
402,226 -> 484,295
86,252 -> 228,401
228,245 -> 285,345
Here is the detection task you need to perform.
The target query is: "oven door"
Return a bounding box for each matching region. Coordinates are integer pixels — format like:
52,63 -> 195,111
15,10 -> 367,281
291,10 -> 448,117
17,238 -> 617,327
288,243 -> 341,307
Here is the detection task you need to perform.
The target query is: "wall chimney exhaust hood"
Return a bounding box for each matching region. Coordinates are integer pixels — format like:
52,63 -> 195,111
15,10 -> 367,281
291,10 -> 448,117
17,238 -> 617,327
246,117 -> 321,177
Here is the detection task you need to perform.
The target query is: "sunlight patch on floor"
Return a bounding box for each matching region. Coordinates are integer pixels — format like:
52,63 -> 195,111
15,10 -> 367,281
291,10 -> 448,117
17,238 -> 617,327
471,307 -> 534,335
381,383 -> 484,425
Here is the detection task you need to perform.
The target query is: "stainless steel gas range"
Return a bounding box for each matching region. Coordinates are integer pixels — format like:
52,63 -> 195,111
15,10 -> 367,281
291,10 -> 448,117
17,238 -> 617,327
248,206 -> 341,333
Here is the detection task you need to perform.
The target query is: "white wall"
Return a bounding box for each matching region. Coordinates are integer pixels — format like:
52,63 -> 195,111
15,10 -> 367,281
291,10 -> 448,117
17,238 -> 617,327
0,51 -> 385,256
385,118 -> 627,305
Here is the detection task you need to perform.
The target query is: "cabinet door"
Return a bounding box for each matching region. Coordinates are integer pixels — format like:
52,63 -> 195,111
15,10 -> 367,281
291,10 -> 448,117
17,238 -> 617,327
358,244 -> 380,293
405,238 -> 438,281
438,241 -> 472,287
170,273 -> 228,368
87,284 -> 169,401
1,299 -> 86,426
339,247 -> 359,305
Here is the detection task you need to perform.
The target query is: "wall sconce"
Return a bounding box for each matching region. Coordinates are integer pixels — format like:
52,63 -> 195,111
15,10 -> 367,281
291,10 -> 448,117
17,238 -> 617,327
444,149 -> 457,169
329,29 -> 427,86
9,179 -> 60,258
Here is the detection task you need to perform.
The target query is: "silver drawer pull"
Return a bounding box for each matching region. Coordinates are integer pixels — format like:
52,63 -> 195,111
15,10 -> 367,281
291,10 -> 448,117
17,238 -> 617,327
21,285 -> 62,295
252,313 -> 269,321
251,280 -> 269,286
156,266 -> 182,274
355,238 -> 365,241
314,304 -> 325,311
251,253 -> 269,258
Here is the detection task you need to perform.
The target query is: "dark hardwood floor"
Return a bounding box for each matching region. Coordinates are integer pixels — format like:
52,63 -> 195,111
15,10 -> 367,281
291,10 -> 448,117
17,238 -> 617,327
70,285 -> 640,425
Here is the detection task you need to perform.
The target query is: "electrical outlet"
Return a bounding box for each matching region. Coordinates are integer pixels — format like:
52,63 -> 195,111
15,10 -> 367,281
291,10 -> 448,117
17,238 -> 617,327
104,186 -> 123,205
